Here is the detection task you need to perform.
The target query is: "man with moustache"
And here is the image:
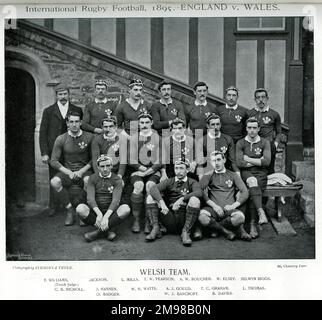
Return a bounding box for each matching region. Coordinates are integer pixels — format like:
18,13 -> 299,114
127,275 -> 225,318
82,79 -> 118,134
115,78 -> 151,137
39,84 -> 83,216
216,86 -> 249,144
184,81 -> 218,137
151,80 -> 186,136
128,112 -> 162,233
247,88 -> 284,174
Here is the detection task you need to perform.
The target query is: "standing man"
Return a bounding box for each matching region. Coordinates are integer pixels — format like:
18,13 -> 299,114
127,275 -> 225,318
115,79 -> 151,137
129,112 -> 162,233
198,114 -> 239,178
39,84 -> 83,216
184,81 -> 218,137
247,88 -> 284,174
216,86 -> 248,144
236,118 -> 271,238
199,151 -> 251,241
82,79 -> 118,134
146,159 -> 202,246
50,111 -> 93,226
151,80 -> 186,136
76,155 -> 131,242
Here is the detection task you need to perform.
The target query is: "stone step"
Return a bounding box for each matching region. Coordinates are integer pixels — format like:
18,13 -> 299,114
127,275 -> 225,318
300,194 -> 315,216
299,180 -> 315,195
292,161 -> 315,181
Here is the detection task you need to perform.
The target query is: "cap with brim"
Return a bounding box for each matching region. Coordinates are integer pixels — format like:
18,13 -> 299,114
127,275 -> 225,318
97,154 -> 113,165
225,86 -> 239,94
129,79 -> 143,87
95,79 -> 108,88
55,83 -> 69,92
174,158 -> 190,169
102,116 -> 117,125
206,113 -> 220,123
138,110 -> 152,120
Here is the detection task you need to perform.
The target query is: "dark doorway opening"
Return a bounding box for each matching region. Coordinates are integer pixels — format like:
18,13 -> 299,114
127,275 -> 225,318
5,67 -> 36,206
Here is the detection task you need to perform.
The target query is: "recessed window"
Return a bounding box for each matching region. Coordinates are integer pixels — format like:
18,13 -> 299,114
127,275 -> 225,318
237,17 -> 285,31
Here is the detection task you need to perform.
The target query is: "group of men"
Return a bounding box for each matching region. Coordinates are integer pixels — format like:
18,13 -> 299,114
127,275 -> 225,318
39,77 -> 284,246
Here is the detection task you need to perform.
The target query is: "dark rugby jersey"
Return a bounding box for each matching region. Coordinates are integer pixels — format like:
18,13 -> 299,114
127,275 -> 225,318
115,100 -> 151,135
91,132 -> 127,176
129,130 -> 162,171
87,172 -> 123,212
198,132 -> 238,172
51,131 -> 93,171
184,102 -> 218,135
151,100 -> 186,133
150,177 -> 202,205
236,136 -> 271,173
216,104 -> 248,143
247,107 -> 282,143
82,100 -> 117,133
199,169 -> 248,208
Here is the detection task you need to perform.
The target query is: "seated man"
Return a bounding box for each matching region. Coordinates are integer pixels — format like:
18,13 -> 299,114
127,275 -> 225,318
199,151 -> 251,241
236,117 -> 271,238
129,111 -> 162,233
76,155 -> 130,242
146,159 -> 202,246
50,111 -> 93,226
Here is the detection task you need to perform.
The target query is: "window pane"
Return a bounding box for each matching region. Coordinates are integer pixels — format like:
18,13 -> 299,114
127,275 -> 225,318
238,18 -> 260,29
261,17 -> 284,29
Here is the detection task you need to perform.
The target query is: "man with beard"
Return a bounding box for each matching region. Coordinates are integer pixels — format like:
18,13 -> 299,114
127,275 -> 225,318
151,80 -> 186,136
129,112 -> 162,233
39,84 -> 83,216
247,88 -> 284,174
236,117 -> 271,238
82,79 -> 118,134
216,86 -> 249,144
50,111 -> 93,226
146,159 -> 202,246
198,114 -> 239,178
184,81 -> 218,137
199,151 -> 251,241
76,155 -> 131,242
115,78 -> 151,137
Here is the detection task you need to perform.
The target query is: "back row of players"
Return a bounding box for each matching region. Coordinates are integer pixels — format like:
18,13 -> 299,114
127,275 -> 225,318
39,78 -> 284,246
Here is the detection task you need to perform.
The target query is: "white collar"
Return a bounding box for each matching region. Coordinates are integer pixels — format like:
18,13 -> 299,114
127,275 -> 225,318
245,135 -> 261,144
95,97 -> 108,104
140,130 -> 153,137
172,134 -> 186,143
195,100 -> 207,107
160,98 -> 173,105
99,172 -> 112,179
255,105 -> 270,112
103,132 -> 117,140
208,131 -> 221,139
68,129 -> 82,138
57,100 -> 69,109
175,176 -> 188,182
225,104 -> 238,110
215,168 -> 226,174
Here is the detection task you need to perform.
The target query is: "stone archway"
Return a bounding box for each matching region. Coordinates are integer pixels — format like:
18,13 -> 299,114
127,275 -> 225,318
5,46 -> 58,206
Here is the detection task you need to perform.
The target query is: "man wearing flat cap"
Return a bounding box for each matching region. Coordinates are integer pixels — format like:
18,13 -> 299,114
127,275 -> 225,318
115,78 -> 151,137
82,79 -> 118,134
146,158 -> 202,246
39,83 -> 83,216
216,86 -> 249,144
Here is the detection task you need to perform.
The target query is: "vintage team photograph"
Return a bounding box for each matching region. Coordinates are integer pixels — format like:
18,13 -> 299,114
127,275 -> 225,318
4,14 -> 315,260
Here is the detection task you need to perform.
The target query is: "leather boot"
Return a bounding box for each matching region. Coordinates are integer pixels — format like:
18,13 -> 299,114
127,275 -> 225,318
65,207 -> 74,226
84,229 -> 103,242
106,231 -> 117,241
209,218 -> 235,241
192,225 -> 203,240
145,204 -> 161,242
236,224 -> 252,241
181,206 -> 199,246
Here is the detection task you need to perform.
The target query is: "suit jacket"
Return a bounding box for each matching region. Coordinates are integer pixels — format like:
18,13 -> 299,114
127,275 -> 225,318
39,102 -> 83,156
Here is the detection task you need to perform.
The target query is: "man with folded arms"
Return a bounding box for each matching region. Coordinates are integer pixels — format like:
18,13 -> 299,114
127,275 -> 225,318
199,151 -> 251,241
76,155 -> 130,242
146,159 -> 202,246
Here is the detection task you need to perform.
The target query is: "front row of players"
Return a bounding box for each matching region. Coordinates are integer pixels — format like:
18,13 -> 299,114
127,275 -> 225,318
49,111 -> 270,245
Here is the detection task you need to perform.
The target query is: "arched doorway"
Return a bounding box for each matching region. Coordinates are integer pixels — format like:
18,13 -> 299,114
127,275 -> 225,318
5,67 -> 36,206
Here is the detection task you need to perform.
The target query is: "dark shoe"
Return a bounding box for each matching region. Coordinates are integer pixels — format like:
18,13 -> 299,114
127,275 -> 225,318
65,208 -> 74,226
210,231 -> 220,238
236,225 -> 252,242
107,231 -> 117,241
181,230 -> 192,246
193,226 -> 203,240
84,230 -> 101,242
131,219 -> 140,233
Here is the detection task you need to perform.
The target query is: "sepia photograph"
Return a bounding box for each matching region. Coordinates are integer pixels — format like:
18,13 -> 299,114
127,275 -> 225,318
3,6 -> 315,264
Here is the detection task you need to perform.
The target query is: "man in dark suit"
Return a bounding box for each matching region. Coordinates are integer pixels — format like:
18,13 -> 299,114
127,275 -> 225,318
39,84 -> 83,216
